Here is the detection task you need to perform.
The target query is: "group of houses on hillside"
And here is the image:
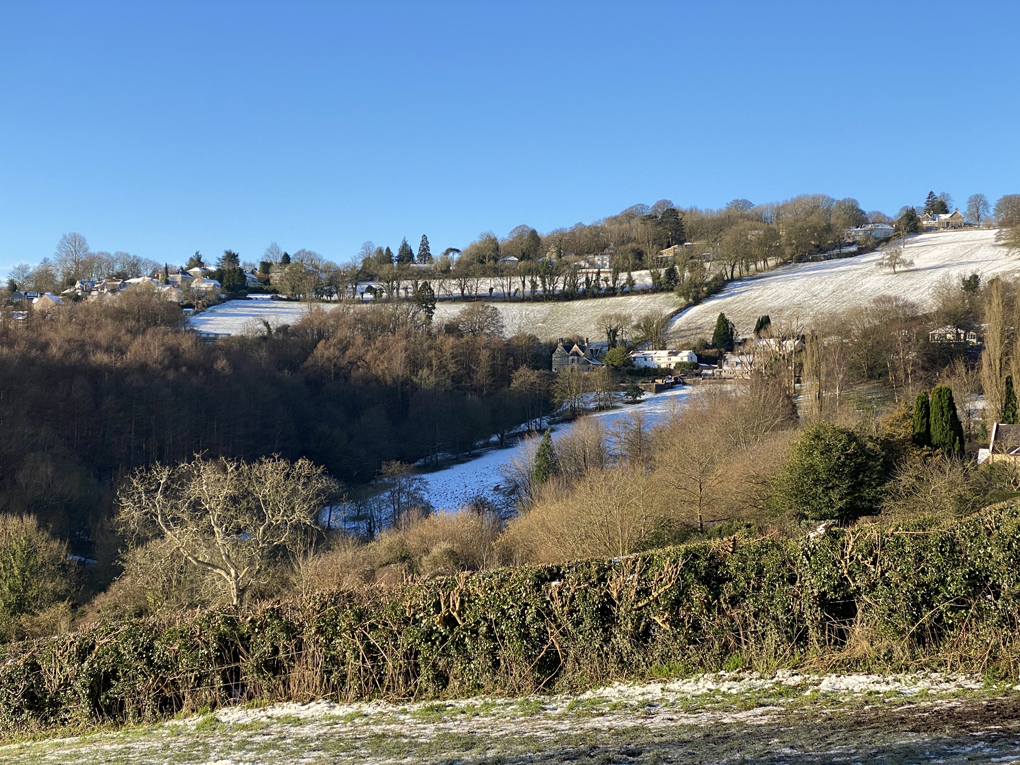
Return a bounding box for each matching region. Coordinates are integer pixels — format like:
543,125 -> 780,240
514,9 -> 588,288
5,265 -> 249,310
551,321 -> 984,380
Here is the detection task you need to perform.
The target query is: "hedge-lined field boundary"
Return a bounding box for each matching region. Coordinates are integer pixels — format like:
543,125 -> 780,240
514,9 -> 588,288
5,503 -> 1020,737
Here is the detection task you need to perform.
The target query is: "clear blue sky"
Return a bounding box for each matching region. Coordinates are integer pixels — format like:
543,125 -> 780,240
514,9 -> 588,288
2,0 -> 1017,275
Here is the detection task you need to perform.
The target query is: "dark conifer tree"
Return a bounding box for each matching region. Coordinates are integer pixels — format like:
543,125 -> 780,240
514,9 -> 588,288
713,313 -> 735,352
531,429 -> 560,486
397,238 -> 414,265
1004,376 -> 1018,425
930,385 -> 965,457
912,390 -> 931,447
417,235 -> 433,264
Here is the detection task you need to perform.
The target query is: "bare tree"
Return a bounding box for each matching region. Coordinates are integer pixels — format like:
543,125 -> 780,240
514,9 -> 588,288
117,455 -> 338,606
455,303 -> 505,337
599,311 -> 630,347
966,193 -> 990,226
54,232 -> 90,283
653,406 -> 726,533
875,242 -> 914,274
265,241 -> 285,263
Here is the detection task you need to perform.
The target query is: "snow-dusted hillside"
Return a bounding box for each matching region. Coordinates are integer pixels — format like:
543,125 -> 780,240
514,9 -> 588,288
432,292 -> 680,341
188,292 -> 681,342
669,229 -> 1017,342
188,299 -> 311,335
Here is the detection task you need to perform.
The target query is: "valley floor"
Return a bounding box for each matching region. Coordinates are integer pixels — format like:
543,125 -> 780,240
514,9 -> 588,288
5,672 -> 1020,764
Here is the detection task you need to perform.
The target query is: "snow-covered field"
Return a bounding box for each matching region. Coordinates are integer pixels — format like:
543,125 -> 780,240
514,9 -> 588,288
669,228 -> 1018,342
420,385 -> 696,511
6,671 -> 1015,764
431,291 -> 680,342
188,299 -> 312,335
188,291 -> 681,343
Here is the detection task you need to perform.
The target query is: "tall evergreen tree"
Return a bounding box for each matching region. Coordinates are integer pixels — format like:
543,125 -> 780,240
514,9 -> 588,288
896,208 -> 921,235
280,252 -> 291,265
912,390 -> 931,447
753,314 -> 772,338
1004,376 -> 1018,425
383,246 -> 394,265
924,191 -> 939,215
713,313 -> 735,352
218,249 -> 240,270
930,385 -> 965,457
413,281 -> 436,324
396,237 -> 415,265
417,235 -> 433,264
531,430 -> 560,486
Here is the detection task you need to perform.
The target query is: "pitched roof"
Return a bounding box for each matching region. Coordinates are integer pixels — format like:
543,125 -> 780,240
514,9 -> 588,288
990,423 -> 1020,454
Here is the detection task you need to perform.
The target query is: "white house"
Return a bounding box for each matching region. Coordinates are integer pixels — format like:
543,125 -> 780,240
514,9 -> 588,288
928,326 -> 980,345
190,277 -> 222,293
630,349 -> 698,369
717,352 -> 756,378
846,223 -> 895,242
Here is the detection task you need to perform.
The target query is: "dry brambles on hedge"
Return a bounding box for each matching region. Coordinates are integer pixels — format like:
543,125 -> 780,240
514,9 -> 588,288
5,501 -> 1020,738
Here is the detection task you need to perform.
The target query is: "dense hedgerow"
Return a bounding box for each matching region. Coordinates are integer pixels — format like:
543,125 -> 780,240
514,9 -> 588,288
5,503 -> 1020,737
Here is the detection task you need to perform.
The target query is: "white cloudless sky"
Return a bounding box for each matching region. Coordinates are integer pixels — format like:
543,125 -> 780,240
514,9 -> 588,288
1,0 -> 1017,275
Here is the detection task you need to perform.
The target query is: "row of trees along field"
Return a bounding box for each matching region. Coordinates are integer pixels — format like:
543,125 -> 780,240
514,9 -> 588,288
11,191 -> 1019,305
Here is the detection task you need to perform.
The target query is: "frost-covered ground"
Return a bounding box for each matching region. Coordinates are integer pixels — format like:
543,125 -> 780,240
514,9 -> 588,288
420,385 -> 696,512
669,228 -> 1019,342
6,671 -> 1019,764
186,291 -> 679,342
431,291 -> 680,342
188,299 -> 312,335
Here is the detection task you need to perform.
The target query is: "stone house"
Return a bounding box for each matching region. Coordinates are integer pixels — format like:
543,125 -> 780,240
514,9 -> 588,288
552,338 -> 602,373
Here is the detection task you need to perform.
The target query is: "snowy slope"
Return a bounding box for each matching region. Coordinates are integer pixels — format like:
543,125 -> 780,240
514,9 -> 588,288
668,229 -> 1017,342
189,300 -> 312,335
431,292 -> 681,342
188,292 -> 681,342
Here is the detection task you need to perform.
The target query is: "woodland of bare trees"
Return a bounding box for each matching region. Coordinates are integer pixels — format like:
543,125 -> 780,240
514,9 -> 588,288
0,292 -> 556,577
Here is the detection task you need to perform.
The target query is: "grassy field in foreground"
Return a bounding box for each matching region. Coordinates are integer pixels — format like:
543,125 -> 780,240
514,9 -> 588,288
3,672 -> 1019,765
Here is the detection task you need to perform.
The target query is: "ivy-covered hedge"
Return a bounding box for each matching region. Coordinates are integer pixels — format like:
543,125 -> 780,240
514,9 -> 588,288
6,503 -> 1020,737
